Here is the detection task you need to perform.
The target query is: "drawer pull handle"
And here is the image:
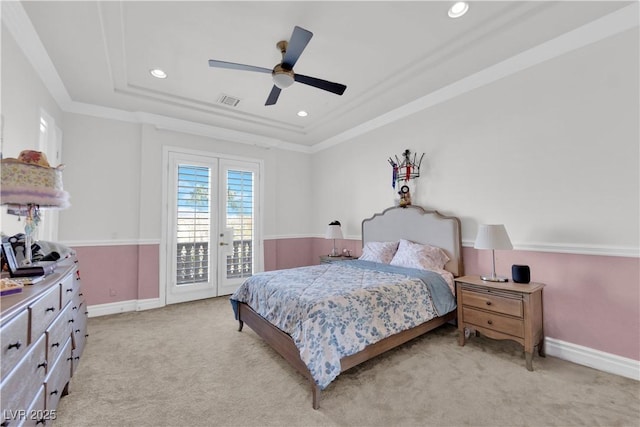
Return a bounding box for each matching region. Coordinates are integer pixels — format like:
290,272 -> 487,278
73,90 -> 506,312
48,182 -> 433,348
45,307 -> 55,313
75,329 -> 81,333
486,301 -> 492,306
50,389 -> 58,396
51,342 -> 60,348
66,288 -> 73,293
487,320 -> 493,325
67,357 -> 73,362
74,356 -> 80,360
7,341 -> 22,350
85,334 -> 89,338
68,319 -> 75,324
38,361 -> 48,370
36,420 -> 46,425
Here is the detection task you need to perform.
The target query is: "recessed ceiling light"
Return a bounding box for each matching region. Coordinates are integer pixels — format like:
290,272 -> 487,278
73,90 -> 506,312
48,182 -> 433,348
150,68 -> 167,79
297,110 -> 308,117
448,2 -> 469,18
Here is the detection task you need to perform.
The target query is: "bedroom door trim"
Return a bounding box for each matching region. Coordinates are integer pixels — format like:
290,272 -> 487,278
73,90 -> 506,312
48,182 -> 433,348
160,146 -> 264,306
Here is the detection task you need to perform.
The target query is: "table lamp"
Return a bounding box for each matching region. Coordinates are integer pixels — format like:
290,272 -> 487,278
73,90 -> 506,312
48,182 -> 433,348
1,150 -> 70,265
474,224 -> 512,282
325,220 -> 343,257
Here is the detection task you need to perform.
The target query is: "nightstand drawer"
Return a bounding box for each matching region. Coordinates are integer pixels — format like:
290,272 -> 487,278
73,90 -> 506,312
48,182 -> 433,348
460,289 -> 523,318
462,307 -> 524,338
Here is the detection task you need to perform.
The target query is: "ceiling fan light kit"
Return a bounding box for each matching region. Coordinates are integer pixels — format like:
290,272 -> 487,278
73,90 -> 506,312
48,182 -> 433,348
272,65 -> 295,89
208,26 -> 347,106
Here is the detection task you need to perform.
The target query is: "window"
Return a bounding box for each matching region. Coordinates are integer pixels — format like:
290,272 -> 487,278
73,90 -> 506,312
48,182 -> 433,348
176,165 -> 211,285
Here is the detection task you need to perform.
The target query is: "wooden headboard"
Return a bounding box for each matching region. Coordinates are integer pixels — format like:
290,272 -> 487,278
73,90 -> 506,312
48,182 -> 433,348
361,205 -> 463,277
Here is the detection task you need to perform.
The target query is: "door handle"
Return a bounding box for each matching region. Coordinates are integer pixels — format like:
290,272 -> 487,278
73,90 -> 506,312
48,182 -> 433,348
219,242 -> 229,246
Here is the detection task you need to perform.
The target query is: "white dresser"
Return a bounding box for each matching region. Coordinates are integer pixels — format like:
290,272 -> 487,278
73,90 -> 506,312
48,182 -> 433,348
1,257 -> 88,426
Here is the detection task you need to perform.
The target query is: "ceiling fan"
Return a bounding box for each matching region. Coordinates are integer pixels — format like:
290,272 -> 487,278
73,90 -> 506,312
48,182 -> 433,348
208,26 -> 347,106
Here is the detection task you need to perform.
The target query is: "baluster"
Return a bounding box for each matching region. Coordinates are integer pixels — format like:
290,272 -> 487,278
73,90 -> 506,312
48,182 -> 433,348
179,245 -> 187,282
197,243 -> 203,280
187,245 -> 194,279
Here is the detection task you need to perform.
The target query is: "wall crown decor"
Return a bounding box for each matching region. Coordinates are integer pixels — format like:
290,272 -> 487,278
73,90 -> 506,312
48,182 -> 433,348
387,149 -> 425,189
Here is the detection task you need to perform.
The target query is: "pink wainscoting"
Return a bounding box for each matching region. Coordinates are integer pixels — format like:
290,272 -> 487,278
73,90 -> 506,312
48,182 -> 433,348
464,247 -> 640,361
137,244 -> 160,299
74,244 -> 159,305
264,238 -> 315,270
77,238 -> 639,362
74,245 -> 140,305
265,237 -> 363,268
267,237 -> 639,361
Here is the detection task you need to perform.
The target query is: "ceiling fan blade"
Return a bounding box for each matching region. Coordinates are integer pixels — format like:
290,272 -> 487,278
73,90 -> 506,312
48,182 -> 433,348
208,60 -> 272,74
282,26 -> 313,69
265,86 -> 281,106
294,74 -> 347,95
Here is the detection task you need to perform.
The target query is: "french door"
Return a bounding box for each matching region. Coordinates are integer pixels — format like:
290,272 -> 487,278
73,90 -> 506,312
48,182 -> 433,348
164,149 -> 261,304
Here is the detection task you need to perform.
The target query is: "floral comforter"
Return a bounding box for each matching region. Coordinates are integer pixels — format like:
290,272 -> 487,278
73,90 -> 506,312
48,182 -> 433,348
230,260 -> 457,389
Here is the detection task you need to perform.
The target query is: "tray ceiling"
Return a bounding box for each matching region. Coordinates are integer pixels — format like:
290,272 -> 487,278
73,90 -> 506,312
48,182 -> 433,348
9,1 -> 635,149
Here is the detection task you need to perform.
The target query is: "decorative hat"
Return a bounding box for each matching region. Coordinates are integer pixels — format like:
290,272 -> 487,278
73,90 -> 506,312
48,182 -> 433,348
1,150 -> 69,208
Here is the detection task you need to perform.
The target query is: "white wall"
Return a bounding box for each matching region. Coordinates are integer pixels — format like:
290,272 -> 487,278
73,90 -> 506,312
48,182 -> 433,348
58,113 -> 141,242
55,116 -> 313,244
1,26 -> 64,236
312,28 -> 639,254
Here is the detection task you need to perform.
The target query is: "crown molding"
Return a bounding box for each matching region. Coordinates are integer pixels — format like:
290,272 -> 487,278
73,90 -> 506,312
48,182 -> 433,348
1,0 -> 73,110
3,2 -> 638,154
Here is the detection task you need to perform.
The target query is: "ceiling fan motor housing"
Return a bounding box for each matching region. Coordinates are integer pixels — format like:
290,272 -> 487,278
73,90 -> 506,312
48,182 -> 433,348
272,64 -> 295,89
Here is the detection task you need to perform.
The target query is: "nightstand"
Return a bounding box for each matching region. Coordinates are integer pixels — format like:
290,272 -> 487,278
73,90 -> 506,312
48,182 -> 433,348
455,275 -> 545,371
319,255 -> 354,264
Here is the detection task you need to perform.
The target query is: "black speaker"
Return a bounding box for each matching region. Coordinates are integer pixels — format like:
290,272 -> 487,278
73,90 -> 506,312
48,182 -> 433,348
512,265 -> 530,284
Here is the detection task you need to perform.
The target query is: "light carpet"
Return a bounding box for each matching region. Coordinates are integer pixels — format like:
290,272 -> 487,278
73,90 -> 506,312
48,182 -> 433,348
55,296 -> 639,426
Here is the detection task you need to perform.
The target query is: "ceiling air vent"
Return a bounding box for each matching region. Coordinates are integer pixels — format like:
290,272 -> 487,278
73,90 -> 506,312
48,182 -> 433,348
217,94 -> 241,107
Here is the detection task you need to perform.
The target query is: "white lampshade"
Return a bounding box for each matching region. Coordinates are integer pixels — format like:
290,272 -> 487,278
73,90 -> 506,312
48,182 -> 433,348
325,224 -> 343,240
474,224 -> 513,250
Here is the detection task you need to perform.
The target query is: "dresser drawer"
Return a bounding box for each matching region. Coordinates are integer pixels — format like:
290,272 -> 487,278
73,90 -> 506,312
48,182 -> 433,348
0,334 -> 47,422
59,270 -> 78,309
22,385 -> 46,427
46,303 -> 74,365
45,338 -> 72,412
460,289 -> 523,318
72,288 -> 86,316
71,301 -> 88,376
1,309 -> 30,379
29,286 -> 61,343
462,307 -> 524,338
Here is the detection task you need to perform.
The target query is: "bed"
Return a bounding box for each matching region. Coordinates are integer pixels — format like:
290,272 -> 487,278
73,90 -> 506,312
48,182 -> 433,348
230,205 -> 463,409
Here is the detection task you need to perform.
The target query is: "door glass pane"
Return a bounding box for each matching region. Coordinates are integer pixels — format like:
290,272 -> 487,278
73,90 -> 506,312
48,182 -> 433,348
226,170 -> 253,279
176,165 -> 210,285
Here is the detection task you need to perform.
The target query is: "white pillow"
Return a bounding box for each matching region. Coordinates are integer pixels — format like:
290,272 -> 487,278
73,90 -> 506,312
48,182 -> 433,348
390,239 -> 450,271
358,241 -> 399,264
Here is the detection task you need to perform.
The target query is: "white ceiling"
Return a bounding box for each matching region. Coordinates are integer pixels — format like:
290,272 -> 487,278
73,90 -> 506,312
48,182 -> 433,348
11,1 -> 634,149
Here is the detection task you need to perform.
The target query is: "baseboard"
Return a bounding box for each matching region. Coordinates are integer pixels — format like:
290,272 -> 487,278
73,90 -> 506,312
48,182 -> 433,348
545,337 -> 640,381
87,298 -> 163,318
